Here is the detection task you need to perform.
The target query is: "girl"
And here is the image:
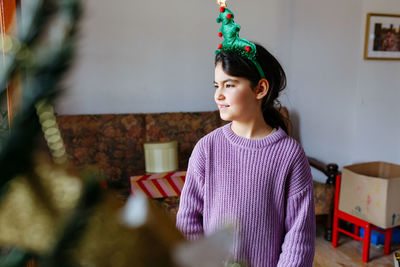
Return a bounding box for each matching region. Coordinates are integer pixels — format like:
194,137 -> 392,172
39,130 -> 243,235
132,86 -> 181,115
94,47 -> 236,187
176,20 -> 315,267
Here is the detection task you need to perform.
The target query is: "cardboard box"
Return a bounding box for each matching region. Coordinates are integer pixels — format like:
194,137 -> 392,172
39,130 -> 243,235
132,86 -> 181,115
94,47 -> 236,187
339,161 -> 400,229
130,171 -> 186,199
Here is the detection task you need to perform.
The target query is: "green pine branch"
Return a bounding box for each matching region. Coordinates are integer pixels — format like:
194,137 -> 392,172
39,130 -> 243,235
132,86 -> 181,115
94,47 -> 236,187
0,110 -> 8,145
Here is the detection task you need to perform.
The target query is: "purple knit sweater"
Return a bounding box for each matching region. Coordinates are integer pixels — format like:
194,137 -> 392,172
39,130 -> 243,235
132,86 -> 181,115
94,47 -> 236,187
176,123 -> 315,267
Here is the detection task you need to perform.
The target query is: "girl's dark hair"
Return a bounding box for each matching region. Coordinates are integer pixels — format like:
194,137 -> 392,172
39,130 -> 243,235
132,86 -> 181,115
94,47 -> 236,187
215,43 -> 289,134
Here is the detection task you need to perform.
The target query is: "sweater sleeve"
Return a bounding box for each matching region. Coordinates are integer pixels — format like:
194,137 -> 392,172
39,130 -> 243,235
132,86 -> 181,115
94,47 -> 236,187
277,149 -> 316,267
176,141 -> 205,240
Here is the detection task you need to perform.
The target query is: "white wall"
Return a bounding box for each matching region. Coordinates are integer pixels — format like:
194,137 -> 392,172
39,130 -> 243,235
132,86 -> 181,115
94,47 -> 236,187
286,0 -> 400,181
57,0 -> 293,114
56,0 -> 400,176
285,0 -> 364,172
351,0 -> 400,164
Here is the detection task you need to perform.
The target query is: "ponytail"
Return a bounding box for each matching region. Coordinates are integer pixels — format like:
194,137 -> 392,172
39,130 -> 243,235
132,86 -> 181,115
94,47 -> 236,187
261,105 -> 289,135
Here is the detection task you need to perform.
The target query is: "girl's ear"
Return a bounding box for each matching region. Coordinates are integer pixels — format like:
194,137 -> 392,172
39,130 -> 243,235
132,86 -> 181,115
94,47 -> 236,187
255,79 -> 269,100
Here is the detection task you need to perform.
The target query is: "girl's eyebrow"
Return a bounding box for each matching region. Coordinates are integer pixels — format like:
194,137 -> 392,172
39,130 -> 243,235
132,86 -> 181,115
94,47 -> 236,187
214,79 -> 239,84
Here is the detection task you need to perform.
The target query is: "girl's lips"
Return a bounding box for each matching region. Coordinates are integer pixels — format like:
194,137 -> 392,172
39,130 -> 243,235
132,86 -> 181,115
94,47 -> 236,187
218,104 -> 230,109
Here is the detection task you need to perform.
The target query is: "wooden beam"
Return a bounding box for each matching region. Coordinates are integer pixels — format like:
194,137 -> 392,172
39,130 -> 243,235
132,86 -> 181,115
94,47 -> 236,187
0,0 -> 17,32
1,0 -> 21,128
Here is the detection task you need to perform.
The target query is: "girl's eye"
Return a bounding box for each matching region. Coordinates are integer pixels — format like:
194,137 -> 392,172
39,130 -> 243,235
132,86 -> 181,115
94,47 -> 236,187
225,84 -> 234,88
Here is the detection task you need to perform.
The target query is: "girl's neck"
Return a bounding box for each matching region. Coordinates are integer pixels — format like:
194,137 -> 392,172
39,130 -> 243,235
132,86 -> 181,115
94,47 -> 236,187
231,115 -> 274,140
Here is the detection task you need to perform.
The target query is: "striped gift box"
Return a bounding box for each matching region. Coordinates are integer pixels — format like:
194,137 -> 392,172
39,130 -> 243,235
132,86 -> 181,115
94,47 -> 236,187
130,171 -> 186,198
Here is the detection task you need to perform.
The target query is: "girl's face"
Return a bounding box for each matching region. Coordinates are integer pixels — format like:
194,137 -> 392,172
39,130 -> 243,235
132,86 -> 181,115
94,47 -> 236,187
214,63 -> 259,122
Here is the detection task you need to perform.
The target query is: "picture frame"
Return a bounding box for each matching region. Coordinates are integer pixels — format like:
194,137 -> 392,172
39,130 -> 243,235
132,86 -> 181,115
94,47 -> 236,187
364,13 -> 400,60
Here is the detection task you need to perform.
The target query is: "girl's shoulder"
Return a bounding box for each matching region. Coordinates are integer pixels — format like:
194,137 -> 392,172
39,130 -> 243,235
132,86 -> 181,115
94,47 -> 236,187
277,133 -> 307,157
279,133 -> 304,152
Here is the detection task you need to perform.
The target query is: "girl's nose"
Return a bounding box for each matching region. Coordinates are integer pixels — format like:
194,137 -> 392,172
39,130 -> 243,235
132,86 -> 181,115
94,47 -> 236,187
215,89 -> 225,100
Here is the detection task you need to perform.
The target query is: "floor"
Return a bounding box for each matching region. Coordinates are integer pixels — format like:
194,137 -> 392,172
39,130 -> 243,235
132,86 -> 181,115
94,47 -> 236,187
314,224 -> 400,267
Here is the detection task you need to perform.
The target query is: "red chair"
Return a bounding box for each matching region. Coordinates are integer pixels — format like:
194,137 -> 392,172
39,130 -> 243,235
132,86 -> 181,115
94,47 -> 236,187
332,174 -> 394,262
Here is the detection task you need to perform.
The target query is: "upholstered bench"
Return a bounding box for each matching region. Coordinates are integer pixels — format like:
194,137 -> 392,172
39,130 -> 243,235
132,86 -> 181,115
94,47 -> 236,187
57,111 -> 224,188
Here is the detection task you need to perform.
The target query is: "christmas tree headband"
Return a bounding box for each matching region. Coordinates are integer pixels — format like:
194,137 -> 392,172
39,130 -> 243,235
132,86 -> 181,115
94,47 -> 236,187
215,1 -> 266,79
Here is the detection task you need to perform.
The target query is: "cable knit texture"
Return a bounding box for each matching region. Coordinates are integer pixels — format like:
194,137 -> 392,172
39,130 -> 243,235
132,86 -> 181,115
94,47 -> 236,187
176,123 -> 315,267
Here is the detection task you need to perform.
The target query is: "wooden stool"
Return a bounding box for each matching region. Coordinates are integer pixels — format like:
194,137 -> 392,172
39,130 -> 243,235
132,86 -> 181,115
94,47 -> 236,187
332,174 -> 394,262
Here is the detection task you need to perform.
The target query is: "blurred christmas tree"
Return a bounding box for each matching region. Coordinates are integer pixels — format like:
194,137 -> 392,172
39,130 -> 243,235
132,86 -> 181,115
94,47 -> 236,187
0,0 -> 184,266
0,0 -> 90,265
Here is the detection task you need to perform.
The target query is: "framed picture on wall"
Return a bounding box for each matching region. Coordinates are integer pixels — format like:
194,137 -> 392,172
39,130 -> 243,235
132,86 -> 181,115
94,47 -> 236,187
364,13 -> 400,60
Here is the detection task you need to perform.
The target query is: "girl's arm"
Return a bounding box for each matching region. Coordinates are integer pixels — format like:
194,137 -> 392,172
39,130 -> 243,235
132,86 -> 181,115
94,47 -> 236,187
277,150 -> 316,267
176,142 -> 205,240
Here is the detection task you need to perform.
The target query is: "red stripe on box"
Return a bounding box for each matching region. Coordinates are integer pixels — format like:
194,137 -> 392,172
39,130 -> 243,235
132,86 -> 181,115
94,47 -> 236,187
166,177 -> 181,195
137,181 -> 153,198
152,180 -> 168,198
138,174 -> 151,182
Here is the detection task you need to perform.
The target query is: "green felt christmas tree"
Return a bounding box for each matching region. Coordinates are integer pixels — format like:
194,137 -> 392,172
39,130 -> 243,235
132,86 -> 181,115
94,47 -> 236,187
215,5 -> 265,78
